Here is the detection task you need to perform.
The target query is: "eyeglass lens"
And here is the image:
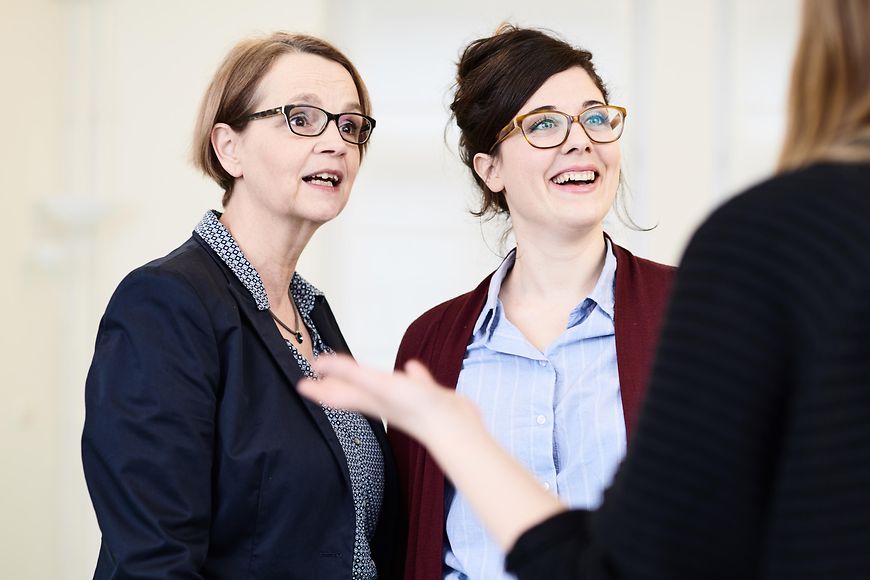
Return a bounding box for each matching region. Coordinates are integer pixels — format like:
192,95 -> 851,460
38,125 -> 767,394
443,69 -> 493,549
520,106 -> 624,147
284,105 -> 373,144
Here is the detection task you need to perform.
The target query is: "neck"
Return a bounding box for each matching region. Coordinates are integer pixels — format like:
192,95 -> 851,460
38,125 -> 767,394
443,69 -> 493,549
220,198 -> 318,309
502,224 -> 607,307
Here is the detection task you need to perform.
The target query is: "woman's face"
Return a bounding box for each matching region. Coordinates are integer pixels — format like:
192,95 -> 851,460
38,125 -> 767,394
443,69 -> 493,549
230,52 -> 362,226
480,67 -> 621,240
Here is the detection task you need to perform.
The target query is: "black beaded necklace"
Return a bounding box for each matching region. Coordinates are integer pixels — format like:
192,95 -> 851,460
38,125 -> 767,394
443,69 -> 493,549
269,293 -> 304,344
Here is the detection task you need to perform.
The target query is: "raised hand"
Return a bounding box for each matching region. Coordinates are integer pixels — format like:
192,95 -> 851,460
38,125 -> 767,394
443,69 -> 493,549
301,354 -> 460,440
300,353 -> 566,551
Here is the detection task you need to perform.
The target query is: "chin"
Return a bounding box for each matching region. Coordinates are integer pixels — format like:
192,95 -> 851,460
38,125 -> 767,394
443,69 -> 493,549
306,203 -> 349,225
298,190 -> 350,218
555,209 -> 610,233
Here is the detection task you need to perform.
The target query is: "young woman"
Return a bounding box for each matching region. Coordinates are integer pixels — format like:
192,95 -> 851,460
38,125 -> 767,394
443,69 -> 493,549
302,0 -> 870,577
82,33 -> 400,579
388,26 -> 673,579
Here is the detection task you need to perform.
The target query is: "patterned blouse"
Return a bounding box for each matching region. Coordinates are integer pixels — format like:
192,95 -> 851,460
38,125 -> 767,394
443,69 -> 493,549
195,210 -> 384,579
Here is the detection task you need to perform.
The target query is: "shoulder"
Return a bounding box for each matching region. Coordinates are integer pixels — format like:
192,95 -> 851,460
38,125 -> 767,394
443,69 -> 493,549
395,274 -> 492,367
731,162 -> 870,208
107,236 -> 224,314
690,162 -> 870,264
614,244 -> 676,276
611,242 -> 676,299
93,239 -> 226,370
671,162 -> 870,322
143,235 -> 225,284
402,275 -> 490,341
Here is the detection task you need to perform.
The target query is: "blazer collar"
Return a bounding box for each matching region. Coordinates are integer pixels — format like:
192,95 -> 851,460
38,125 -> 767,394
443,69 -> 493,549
191,229 -> 355,486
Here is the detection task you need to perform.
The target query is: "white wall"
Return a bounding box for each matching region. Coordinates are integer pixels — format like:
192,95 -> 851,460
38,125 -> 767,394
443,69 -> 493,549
1,3 -> 65,578
2,0 -> 799,577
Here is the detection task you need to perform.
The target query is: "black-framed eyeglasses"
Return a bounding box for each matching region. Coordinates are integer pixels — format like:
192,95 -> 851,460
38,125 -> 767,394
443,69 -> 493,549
489,104 -> 627,152
240,104 -> 376,145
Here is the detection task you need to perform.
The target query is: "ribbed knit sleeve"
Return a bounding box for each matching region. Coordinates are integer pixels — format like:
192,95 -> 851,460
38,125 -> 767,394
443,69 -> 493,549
506,162 -> 870,579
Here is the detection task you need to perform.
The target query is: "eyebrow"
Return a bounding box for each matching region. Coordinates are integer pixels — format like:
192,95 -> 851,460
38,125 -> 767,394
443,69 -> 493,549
526,100 -> 606,114
287,93 -> 363,113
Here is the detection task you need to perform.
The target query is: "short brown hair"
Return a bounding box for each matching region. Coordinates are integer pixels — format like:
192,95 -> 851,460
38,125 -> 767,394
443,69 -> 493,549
779,0 -> 870,171
192,32 -> 371,206
450,25 -> 609,219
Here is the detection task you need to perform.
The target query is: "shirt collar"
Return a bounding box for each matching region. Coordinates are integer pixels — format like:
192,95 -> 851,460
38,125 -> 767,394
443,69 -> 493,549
471,248 -> 517,337
568,237 -> 616,324
472,237 -> 617,336
193,210 -> 322,312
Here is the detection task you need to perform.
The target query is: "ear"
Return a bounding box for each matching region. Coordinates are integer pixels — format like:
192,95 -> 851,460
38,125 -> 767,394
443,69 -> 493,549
472,152 -> 504,193
211,123 -> 243,178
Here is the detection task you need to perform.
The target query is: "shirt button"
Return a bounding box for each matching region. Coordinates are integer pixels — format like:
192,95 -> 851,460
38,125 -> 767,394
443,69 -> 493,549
543,482 -> 551,491
538,360 -> 548,367
536,415 -> 546,425
353,437 -> 361,446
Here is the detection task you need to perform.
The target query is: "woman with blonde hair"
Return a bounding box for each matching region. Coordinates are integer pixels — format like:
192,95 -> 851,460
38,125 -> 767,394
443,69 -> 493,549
82,32 -> 400,578
301,0 -> 870,577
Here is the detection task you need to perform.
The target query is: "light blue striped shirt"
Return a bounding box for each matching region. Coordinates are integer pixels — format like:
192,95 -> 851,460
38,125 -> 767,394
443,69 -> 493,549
444,241 -> 626,580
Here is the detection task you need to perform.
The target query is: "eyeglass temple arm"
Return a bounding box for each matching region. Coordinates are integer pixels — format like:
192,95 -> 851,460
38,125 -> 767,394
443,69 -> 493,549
490,122 -> 520,152
246,107 -> 285,121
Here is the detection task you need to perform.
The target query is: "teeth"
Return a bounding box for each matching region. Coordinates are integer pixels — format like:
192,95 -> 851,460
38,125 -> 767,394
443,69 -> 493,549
306,172 -> 340,184
553,170 -> 596,184
303,171 -> 340,187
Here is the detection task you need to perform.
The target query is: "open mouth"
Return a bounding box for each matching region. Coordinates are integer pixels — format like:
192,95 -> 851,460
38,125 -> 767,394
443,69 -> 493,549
551,170 -> 598,186
302,172 -> 342,188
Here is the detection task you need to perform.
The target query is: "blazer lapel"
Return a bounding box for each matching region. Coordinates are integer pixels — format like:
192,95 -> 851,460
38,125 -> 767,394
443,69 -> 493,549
228,283 -> 352,486
308,295 -> 351,356
308,295 -> 393,455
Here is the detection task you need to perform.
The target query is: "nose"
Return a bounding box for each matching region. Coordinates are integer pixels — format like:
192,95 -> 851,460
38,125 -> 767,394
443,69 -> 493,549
560,118 -> 592,154
314,120 -> 350,156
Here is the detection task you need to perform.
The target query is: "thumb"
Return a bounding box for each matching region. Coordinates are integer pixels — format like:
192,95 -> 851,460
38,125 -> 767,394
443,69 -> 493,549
404,359 -> 435,384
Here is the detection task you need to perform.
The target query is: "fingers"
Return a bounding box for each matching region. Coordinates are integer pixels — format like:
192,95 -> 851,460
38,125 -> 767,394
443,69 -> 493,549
310,353 -> 357,376
302,354 -> 394,419
298,373 -> 380,418
300,356 -> 456,439
404,359 -> 436,384
312,354 -> 391,392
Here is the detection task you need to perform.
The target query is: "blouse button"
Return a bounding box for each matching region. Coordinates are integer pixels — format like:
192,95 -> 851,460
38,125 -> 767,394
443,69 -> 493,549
536,415 -> 546,425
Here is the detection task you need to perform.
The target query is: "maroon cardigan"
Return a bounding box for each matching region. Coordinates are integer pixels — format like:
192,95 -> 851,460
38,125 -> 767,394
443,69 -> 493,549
389,242 -> 675,580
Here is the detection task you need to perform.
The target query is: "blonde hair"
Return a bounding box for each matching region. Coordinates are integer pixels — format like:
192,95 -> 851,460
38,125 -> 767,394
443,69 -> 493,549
192,32 -> 371,205
778,0 -> 870,172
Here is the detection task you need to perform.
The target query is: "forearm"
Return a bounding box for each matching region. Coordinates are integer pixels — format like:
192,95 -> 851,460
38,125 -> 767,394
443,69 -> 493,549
302,355 -> 567,550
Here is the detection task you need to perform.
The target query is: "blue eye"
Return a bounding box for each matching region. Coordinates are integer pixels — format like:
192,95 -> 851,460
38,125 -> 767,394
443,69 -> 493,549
583,112 -> 607,127
526,116 -> 561,133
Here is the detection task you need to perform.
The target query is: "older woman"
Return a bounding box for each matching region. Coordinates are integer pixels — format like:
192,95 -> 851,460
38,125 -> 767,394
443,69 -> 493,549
302,0 -> 870,578
388,26 -> 673,579
82,32 -> 400,579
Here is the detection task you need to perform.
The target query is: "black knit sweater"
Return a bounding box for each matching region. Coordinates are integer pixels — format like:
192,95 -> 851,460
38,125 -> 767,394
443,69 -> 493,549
506,162 -> 870,579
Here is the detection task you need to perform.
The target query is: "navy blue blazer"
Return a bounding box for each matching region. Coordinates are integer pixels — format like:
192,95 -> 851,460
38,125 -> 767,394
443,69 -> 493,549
82,233 -> 402,579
